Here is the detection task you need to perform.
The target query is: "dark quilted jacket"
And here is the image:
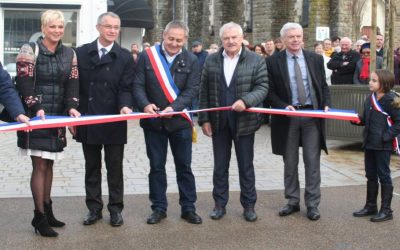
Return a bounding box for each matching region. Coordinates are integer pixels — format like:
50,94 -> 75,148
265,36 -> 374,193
33,40 -> 74,115
358,92 -> 400,151
198,46 -> 269,136
16,38 -> 78,152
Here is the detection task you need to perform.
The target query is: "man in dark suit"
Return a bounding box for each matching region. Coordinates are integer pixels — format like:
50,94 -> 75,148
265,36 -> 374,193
133,20 -> 202,225
0,64 -> 30,124
266,22 -> 331,221
198,22 -> 268,222
75,12 -> 134,227
376,34 -> 384,57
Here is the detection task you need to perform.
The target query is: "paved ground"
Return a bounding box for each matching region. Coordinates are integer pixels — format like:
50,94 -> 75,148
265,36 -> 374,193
1,180 -> 400,250
0,120 -> 400,249
1,120 -> 400,198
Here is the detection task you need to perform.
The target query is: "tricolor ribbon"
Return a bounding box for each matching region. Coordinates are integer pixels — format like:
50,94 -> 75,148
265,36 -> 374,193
246,107 -> 359,121
145,45 -> 192,124
370,93 -> 400,154
0,107 -> 359,132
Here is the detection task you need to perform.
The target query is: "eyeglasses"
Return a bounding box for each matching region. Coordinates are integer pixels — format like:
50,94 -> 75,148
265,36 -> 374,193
100,24 -> 120,30
362,51 -> 370,55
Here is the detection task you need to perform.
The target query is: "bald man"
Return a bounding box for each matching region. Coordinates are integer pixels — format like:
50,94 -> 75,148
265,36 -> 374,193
327,37 -> 360,85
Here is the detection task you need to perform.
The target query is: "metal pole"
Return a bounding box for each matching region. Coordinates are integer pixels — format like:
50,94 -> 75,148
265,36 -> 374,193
383,0 -> 390,69
388,0 -> 395,73
173,0 -> 175,20
370,0 -> 377,74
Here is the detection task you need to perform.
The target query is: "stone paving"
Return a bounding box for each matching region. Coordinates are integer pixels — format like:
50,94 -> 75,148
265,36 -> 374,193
1,120 -> 400,198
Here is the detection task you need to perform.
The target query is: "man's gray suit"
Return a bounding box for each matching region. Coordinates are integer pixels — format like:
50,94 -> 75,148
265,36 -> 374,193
266,49 -> 331,207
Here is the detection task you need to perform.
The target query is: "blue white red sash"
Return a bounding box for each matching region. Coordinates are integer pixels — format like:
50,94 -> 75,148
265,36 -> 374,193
370,93 -> 400,154
145,45 -> 192,124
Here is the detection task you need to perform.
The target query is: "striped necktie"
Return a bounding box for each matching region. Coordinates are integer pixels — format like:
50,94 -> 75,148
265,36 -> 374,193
100,48 -> 107,59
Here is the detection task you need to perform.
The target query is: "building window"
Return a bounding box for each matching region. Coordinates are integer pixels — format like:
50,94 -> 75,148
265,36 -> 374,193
3,9 -> 77,77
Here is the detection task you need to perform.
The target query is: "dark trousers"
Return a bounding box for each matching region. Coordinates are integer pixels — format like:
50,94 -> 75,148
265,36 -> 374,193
82,144 -> 124,214
212,125 -> 257,208
144,128 -> 197,213
365,149 -> 392,185
283,116 -> 321,208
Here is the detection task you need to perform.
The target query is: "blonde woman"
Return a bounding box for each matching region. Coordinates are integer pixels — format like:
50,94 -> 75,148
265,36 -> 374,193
16,10 -> 80,237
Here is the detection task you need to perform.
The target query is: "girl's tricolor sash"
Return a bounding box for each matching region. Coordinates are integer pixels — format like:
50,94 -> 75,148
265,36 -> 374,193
145,45 -> 192,124
370,93 -> 400,154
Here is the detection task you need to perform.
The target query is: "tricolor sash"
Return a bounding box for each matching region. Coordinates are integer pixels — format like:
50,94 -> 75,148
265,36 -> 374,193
370,93 -> 400,154
145,45 -> 192,124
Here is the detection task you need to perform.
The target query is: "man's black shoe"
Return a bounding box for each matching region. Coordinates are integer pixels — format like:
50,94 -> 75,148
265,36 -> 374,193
243,208 -> 257,222
83,210 -> 102,225
181,211 -> 202,224
278,204 -> 300,216
147,210 -> 166,224
209,207 -> 226,220
307,207 -> 320,221
110,212 -> 124,227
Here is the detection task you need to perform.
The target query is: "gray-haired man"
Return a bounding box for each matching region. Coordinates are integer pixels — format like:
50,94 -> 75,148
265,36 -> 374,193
198,22 -> 268,222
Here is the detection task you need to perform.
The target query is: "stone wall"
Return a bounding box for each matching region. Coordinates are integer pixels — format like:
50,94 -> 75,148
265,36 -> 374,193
328,0 -> 340,38
144,0 -> 400,51
212,0 -> 245,43
395,12 -> 400,49
251,0 -> 274,44
270,0 -> 293,41
187,0 -> 204,44
304,0 -> 330,49
200,0 -> 215,46
334,0 -> 357,40
144,0 -> 172,44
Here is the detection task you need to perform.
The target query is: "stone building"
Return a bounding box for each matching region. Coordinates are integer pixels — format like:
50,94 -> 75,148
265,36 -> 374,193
144,0 -> 400,50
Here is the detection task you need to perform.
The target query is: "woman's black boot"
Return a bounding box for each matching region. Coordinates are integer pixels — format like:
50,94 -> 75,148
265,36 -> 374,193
353,181 -> 378,217
31,210 -> 58,237
44,200 -> 66,227
371,184 -> 393,222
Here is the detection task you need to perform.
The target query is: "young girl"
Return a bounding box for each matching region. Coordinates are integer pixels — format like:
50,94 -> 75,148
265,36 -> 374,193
352,69 -> 400,222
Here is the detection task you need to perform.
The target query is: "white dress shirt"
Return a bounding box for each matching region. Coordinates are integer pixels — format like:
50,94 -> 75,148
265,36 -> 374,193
97,40 -> 114,58
162,43 -> 182,64
222,48 -> 242,87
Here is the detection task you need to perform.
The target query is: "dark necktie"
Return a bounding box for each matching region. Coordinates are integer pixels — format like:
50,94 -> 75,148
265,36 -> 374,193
100,48 -> 107,59
292,55 -> 306,105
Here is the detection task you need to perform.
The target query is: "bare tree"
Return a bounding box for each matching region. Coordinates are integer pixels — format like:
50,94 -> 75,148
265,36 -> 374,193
385,0 -> 398,72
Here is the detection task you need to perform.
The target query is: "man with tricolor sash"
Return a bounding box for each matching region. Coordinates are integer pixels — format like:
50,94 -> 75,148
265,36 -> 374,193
133,20 -> 202,225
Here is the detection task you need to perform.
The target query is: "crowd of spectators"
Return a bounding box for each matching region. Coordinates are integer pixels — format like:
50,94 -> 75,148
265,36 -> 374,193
135,32 -> 400,87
